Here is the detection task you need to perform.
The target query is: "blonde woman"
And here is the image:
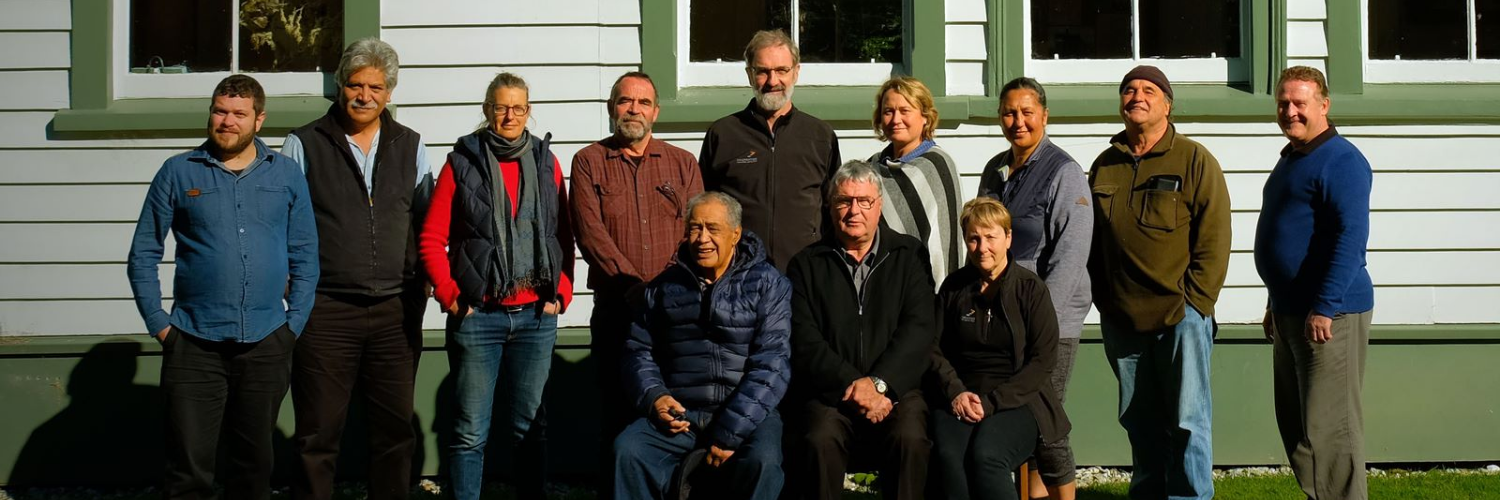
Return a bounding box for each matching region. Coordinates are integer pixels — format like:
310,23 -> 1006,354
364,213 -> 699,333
867,76 -> 965,281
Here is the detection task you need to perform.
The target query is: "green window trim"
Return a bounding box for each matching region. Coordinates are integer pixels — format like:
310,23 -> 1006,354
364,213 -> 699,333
1319,0 -> 1500,123
976,0 -> 1284,121
52,0 -> 380,135
645,0 -> 955,125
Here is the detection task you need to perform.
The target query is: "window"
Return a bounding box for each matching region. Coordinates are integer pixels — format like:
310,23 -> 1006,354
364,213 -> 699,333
1364,0 -> 1500,82
679,0 -> 903,87
115,0 -> 343,99
1024,0 -> 1247,84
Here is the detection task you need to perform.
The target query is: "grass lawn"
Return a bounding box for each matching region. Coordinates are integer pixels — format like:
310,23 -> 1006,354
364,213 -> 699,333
1072,471 -> 1500,500
5,471 -> 1500,499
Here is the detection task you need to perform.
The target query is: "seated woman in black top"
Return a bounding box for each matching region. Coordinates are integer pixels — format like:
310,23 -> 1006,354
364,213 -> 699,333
930,197 -> 1071,500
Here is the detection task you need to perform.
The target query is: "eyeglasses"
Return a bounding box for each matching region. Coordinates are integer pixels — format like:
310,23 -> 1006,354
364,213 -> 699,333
489,104 -> 530,117
748,66 -> 795,79
830,196 -> 880,210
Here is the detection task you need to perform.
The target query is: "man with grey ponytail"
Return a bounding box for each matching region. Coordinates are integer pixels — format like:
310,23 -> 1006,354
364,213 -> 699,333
283,37 -> 433,500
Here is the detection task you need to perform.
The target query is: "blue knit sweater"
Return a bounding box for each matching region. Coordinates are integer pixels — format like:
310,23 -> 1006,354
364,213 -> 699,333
1253,130 -> 1374,317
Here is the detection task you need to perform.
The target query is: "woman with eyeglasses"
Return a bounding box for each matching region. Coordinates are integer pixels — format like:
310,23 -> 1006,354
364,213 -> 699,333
418,72 -> 575,500
866,76 -> 965,282
929,197 -> 1070,500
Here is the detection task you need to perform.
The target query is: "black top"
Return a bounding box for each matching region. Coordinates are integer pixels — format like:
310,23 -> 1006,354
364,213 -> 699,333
931,263 -> 1072,442
785,226 -> 935,407
699,101 -> 842,271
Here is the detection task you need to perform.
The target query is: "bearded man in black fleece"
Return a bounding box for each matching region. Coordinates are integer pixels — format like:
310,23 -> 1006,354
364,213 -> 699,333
782,160 -> 936,500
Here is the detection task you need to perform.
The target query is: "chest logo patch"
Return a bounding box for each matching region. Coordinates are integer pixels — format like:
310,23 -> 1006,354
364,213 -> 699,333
734,150 -> 760,165
186,189 -> 202,197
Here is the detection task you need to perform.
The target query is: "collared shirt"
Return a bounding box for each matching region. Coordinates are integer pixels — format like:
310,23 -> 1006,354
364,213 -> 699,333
282,130 -> 432,197
1279,124 -> 1340,157
126,138 -> 320,342
571,136 -> 703,297
840,231 -> 882,301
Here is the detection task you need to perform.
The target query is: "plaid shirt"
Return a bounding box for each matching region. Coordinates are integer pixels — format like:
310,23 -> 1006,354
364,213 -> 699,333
570,137 -> 704,300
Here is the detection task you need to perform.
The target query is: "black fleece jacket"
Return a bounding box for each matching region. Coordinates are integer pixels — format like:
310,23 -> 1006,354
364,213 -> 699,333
785,227 -> 936,407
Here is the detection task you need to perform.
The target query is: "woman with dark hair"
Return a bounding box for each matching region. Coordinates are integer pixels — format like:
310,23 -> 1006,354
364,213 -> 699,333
976,77 -> 1090,500
419,72 -> 575,500
867,76 -> 965,280
930,197 -> 1070,500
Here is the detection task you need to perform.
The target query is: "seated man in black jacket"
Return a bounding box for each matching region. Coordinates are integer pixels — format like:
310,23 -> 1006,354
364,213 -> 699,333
614,191 -> 793,500
784,161 -> 937,500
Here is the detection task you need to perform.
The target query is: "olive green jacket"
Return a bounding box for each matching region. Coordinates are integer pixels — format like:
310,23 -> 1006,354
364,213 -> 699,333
1087,125 -> 1232,333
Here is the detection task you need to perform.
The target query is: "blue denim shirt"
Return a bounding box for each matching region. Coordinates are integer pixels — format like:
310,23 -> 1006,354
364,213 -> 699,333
127,138 -> 319,342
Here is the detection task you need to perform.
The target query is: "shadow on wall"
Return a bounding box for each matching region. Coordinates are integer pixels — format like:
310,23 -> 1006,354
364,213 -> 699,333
430,349 -> 602,486
8,341 -> 166,486
6,340 -> 601,488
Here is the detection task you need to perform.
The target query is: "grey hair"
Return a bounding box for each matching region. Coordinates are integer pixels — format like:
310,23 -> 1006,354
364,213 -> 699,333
826,160 -> 887,200
482,72 -> 530,127
335,38 -> 400,90
685,191 -> 743,229
743,29 -> 800,67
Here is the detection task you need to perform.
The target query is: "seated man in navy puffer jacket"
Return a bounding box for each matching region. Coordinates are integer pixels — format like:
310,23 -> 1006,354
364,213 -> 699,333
614,191 -> 793,500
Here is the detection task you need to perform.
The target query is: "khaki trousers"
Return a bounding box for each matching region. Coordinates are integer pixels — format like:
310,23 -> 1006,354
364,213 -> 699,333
1271,310 -> 1372,500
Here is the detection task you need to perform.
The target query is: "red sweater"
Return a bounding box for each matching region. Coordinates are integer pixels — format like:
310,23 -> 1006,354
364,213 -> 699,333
420,156 -> 575,312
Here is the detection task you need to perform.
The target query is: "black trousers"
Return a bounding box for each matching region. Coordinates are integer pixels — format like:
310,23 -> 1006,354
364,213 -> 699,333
590,298 -> 637,500
291,291 -> 425,500
161,324 -> 295,500
787,391 -> 930,500
931,406 -> 1038,500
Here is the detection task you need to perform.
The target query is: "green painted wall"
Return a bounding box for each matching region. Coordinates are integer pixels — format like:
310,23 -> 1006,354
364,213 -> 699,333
2,326 -> 1498,486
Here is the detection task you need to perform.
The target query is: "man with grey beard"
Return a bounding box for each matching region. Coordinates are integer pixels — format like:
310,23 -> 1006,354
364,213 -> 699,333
699,29 -> 841,271
570,71 -> 703,499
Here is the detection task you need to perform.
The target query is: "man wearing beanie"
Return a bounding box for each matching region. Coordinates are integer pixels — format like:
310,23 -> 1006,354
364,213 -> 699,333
1086,65 -> 1231,500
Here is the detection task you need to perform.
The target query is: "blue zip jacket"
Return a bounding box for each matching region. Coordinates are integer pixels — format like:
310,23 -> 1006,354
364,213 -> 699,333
624,231 -> 792,450
1254,128 -> 1374,317
127,138 -> 319,342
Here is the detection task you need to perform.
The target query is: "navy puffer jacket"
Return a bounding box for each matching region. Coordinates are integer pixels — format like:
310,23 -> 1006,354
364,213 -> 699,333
623,230 -> 792,450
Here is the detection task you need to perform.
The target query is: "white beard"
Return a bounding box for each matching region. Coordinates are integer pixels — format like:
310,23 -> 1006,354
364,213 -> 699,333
753,86 -> 794,113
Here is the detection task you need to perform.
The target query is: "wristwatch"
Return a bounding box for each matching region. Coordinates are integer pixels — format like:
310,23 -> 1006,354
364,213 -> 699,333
870,376 -> 888,394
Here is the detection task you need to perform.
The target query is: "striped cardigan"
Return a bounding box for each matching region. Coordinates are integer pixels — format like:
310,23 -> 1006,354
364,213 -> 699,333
867,140 -> 965,283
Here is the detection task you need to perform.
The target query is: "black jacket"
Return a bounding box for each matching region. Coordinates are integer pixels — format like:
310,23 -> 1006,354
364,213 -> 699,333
930,263 -> 1072,442
624,231 -> 791,450
292,106 -> 427,296
785,227 -> 936,407
699,101 -> 841,271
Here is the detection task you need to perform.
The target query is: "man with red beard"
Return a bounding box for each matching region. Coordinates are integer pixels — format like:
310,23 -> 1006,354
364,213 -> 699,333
127,74 -> 319,499
699,30 -> 841,271
281,38 -> 432,500
570,71 -> 703,497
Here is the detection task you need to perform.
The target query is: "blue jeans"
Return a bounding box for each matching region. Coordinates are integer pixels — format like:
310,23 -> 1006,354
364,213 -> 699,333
1101,305 -> 1215,500
613,410 -> 784,500
446,306 -> 558,500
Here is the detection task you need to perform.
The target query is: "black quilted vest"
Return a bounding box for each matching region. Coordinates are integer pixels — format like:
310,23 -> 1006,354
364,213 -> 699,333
445,130 -> 563,304
291,106 -> 424,296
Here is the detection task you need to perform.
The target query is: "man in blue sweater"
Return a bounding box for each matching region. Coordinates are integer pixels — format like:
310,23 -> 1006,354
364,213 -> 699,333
1254,66 -> 1374,500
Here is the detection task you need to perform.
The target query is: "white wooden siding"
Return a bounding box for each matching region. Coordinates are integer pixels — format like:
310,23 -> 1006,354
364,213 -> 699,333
2,1 -> 1498,335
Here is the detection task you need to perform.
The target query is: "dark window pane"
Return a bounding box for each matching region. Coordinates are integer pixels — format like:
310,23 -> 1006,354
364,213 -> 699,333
690,0 -> 789,62
131,0 -> 231,72
1369,0 -> 1467,59
1031,0 -> 1131,59
797,0 -> 902,63
1479,0 -> 1499,58
239,0 -> 344,72
1139,0 -> 1240,58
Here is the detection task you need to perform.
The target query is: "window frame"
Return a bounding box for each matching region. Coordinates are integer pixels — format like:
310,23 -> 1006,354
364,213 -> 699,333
1022,0 -> 1252,85
54,0 -> 378,134
676,0 -> 905,88
978,0 -> 1281,122
1360,0 -> 1500,83
1323,0 -> 1500,123
645,0 -> 961,124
